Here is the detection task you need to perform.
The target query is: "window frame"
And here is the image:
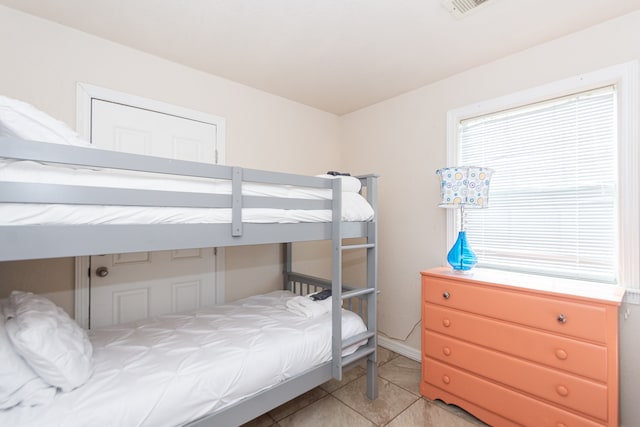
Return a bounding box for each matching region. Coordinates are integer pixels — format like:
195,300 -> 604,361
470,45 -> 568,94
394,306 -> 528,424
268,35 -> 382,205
445,61 -> 639,297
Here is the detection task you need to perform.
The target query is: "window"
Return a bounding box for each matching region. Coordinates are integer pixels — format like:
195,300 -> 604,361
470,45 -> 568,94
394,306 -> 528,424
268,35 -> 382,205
446,62 -> 639,292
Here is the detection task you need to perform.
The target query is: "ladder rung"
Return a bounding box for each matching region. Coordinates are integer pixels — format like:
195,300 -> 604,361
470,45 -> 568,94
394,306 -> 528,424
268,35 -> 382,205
341,243 -> 375,251
342,288 -> 375,299
342,331 -> 375,350
341,346 -> 376,367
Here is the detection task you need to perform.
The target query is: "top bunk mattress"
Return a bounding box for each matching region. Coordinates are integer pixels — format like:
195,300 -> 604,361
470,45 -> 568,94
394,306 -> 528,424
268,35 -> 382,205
0,155 -> 375,225
1,291 -> 367,427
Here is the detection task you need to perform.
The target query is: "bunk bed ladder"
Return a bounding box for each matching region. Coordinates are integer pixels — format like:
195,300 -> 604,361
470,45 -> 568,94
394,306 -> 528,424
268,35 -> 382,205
282,175 -> 379,401
331,175 -> 378,400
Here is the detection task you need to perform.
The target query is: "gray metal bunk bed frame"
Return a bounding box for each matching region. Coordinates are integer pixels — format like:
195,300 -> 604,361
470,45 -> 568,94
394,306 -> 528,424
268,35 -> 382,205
0,137 -> 379,427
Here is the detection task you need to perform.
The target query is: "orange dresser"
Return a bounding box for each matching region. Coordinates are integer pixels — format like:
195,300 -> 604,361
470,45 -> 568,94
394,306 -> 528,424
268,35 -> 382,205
421,267 -> 625,427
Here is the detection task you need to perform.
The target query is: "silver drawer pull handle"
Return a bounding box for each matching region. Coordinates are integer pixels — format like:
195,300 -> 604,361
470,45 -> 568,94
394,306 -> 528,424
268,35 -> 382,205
557,313 -> 567,324
443,292 -> 450,300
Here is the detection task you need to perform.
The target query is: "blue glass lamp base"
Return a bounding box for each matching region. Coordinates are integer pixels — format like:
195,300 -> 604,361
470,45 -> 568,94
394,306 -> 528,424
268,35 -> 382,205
447,231 -> 477,271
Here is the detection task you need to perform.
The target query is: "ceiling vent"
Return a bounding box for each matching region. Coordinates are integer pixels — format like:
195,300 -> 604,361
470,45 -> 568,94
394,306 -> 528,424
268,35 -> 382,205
441,0 -> 490,18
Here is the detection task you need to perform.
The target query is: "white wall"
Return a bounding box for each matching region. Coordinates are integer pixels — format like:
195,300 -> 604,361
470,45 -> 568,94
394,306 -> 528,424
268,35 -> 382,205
2,4 -> 640,425
0,5 -> 341,311
340,10 -> 640,426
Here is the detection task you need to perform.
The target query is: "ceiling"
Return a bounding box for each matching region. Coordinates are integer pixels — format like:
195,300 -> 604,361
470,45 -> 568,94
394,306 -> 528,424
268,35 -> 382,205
1,0 -> 639,115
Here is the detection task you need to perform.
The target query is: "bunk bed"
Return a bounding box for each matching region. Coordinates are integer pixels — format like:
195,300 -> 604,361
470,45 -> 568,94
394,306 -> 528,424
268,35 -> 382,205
0,116 -> 379,425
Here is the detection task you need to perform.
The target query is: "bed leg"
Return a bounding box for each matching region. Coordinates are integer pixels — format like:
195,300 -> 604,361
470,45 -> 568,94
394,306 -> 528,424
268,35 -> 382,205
283,242 -> 292,291
366,356 -> 378,399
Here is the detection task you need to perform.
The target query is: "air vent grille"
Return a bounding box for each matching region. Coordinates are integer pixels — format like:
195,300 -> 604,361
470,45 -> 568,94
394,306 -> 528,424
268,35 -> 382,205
441,0 -> 490,18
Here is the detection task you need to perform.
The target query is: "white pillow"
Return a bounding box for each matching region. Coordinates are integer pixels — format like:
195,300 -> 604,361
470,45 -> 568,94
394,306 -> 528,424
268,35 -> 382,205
316,174 -> 362,193
0,300 -> 55,409
4,291 -> 93,392
0,95 -> 90,146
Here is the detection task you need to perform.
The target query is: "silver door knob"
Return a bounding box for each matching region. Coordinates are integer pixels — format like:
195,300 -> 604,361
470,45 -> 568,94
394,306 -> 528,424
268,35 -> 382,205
96,266 -> 109,277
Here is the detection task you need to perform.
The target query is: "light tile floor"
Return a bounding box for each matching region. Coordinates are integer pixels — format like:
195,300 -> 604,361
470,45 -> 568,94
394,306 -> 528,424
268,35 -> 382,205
242,347 -> 489,427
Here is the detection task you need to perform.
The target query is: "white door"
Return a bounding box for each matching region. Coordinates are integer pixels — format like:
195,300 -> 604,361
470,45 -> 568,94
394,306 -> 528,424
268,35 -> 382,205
83,96 -> 222,328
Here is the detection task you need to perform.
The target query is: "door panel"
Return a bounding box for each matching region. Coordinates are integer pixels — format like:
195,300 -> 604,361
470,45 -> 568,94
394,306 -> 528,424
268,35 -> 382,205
112,288 -> 149,325
172,281 -> 201,312
114,252 -> 150,265
91,99 -> 215,160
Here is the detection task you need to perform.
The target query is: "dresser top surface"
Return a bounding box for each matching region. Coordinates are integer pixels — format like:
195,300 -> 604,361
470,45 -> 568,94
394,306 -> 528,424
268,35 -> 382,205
422,266 -> 625,305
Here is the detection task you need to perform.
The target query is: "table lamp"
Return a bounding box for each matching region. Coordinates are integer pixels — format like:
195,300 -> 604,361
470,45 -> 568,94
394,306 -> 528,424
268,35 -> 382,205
436,166 -> 493,272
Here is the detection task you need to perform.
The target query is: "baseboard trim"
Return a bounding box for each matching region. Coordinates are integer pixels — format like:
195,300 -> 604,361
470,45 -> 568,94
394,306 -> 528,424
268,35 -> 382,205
377,336 -> 421,362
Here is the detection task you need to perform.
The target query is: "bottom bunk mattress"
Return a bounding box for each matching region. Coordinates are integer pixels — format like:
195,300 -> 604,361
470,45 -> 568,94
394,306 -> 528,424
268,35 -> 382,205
1,291 -> 367,427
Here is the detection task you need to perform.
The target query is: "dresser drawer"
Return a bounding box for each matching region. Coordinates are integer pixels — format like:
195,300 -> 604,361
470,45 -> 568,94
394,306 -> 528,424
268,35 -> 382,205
423,358 -> 605,427
423,303 -> 608,382
423,277 -> 608,343
424,330 -> 608,420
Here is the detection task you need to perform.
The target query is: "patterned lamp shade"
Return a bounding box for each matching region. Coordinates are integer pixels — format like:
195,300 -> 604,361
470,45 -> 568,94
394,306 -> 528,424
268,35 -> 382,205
436,166 -> 493,209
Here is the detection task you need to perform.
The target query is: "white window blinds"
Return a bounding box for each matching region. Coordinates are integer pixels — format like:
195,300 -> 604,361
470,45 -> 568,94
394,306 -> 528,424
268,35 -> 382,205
458,86 -> 618,283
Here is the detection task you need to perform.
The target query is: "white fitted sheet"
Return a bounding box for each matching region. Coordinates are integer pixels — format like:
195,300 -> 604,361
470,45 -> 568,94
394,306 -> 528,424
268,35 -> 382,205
1,291 -> 367,427
0,159 -> 375,225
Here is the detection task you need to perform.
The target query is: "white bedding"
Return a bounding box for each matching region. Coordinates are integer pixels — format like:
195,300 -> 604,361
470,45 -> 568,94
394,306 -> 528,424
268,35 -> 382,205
0,158 -> 375,225
1,291 -> 367,427
1,95 -> 374,225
